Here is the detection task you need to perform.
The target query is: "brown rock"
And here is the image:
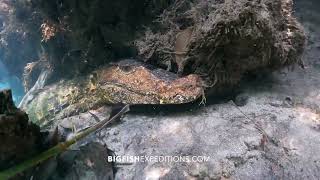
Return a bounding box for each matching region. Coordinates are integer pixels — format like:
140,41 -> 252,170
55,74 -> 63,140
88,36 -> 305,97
0,90 -> 45,179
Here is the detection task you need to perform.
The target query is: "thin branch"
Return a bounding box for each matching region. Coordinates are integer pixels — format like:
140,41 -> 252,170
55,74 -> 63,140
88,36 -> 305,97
160,49 -> 187,55
230,101 -> 274,144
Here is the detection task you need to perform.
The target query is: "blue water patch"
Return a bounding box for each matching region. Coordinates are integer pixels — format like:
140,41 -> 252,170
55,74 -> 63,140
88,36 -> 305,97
0,80 -> 24,105
0,61 -> 25,105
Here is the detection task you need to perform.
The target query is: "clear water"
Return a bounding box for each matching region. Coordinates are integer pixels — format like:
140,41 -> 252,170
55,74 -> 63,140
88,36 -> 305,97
0,61 -> 25,105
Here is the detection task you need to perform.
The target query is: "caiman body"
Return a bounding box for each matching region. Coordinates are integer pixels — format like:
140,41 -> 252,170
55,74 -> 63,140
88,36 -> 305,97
24,59 -> 204,125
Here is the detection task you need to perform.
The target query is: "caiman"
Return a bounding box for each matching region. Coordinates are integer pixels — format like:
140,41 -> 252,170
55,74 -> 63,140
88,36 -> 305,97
22,59 -> 204,126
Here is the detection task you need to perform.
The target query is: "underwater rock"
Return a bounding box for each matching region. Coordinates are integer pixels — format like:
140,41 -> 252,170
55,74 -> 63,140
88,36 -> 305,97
22,59 -> 204,125
135,0 -> 306,93
0,90 -> 44,179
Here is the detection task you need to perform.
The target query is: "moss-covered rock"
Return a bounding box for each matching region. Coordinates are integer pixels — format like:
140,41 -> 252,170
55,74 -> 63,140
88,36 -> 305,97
135,0 -> 306,93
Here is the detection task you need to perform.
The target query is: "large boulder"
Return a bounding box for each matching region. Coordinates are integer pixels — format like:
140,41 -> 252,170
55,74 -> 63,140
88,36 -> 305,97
135,0 -> 305,93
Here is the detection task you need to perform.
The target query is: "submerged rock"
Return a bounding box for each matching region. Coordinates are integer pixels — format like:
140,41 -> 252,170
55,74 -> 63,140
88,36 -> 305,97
135,0 -> 305,92
0,90 -> 45,179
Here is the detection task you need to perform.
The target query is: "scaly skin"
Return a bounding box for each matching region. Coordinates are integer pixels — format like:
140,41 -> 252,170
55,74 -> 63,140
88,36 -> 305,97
25,59 -> 204,126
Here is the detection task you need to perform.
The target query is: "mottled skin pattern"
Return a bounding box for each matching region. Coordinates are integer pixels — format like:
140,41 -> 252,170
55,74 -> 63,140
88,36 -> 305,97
25,60 -> 204,125
97,60 -> 204,104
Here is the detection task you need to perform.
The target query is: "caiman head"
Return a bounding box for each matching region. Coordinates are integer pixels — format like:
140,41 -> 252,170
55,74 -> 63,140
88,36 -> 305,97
95,59 -> 204,104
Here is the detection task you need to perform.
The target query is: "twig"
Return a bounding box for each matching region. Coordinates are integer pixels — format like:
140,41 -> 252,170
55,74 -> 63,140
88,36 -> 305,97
160,49 -> 187,55
0,105 -> 130,180
230,101 -> 273,143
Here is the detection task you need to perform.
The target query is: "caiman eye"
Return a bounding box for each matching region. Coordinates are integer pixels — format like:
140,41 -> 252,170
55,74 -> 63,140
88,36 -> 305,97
119,65 -> 134,72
